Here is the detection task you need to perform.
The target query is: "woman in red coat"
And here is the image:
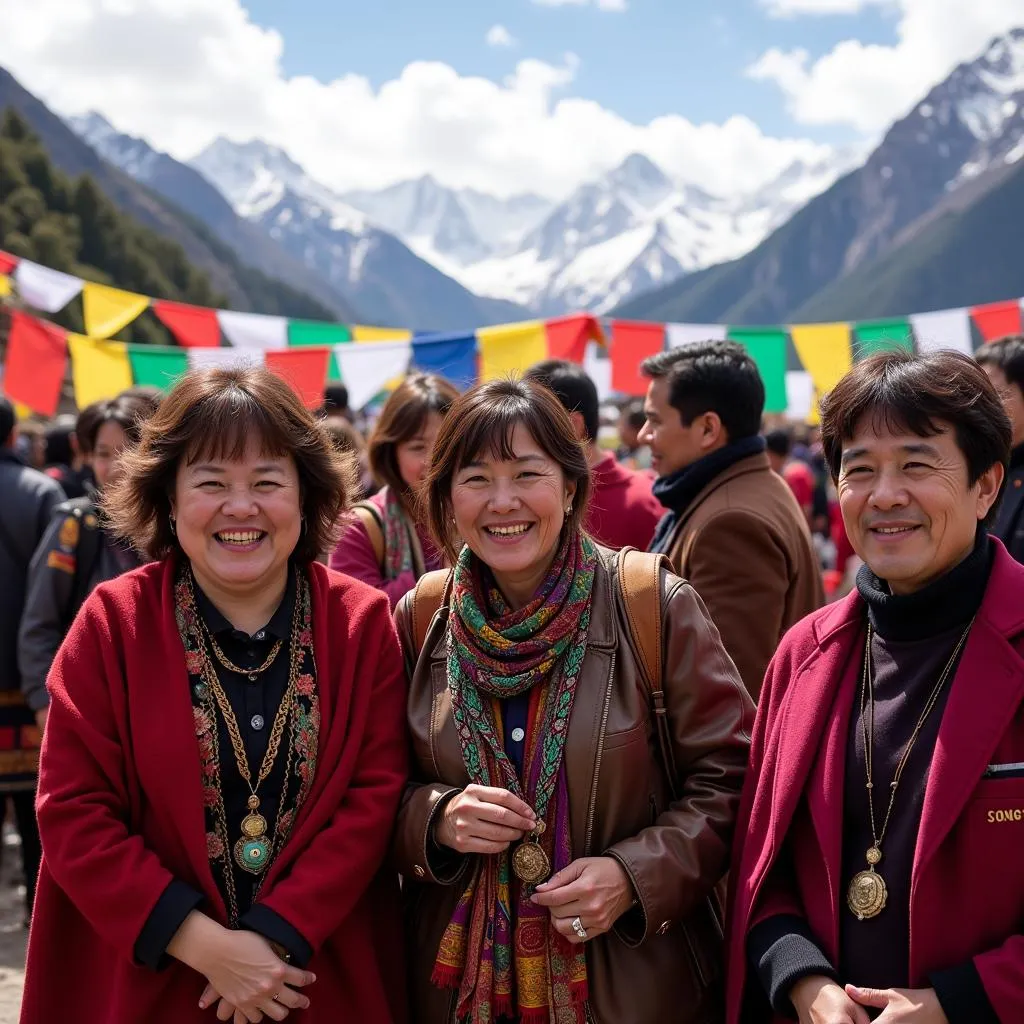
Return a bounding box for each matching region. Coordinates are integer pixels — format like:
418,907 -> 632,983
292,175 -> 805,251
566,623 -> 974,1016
21,367 -> 409,1024
726,350 -> 1024,1024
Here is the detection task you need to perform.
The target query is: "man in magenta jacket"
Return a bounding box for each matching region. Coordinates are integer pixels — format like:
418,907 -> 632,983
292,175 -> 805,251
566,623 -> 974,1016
727,350 -> 1024,1024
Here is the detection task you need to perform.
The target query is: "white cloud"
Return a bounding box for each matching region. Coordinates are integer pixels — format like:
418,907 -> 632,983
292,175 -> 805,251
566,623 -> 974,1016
748,0 -> 1024,132
0,0 -> 831,200
486,24 -> 516,48
532,0 -> 628,11
760,0 -> 892,16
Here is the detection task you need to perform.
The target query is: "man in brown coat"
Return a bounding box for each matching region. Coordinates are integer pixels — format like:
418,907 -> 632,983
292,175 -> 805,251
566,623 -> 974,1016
640,341 -> 823,699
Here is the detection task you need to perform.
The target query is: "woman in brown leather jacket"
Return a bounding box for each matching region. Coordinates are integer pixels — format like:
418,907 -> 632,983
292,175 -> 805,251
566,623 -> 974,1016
393,377 -> 754,1024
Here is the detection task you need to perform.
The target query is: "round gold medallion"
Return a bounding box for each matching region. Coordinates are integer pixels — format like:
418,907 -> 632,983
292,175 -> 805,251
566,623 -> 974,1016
241,812 -> 268,838
512,841 -> 551,885
847,868 -> 888,920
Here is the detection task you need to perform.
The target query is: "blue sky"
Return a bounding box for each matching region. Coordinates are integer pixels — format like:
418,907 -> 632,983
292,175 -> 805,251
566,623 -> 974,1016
242,0 -> 896,144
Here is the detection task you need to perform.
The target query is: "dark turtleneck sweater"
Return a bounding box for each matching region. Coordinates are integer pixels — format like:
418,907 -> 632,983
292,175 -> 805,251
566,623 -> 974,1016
748,530 -> 999,1024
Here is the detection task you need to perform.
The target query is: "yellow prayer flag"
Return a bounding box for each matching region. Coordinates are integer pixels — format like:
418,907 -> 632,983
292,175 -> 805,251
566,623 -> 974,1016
68,335 -> 133,408
790,323 -> 853,423
478,321 -> 548,381
351,325 -> 414,343
82,282 -> 149,339
0,274 -> 10,298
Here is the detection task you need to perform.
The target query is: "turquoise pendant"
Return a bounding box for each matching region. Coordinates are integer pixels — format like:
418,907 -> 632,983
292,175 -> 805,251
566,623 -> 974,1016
234,835 -> 271,874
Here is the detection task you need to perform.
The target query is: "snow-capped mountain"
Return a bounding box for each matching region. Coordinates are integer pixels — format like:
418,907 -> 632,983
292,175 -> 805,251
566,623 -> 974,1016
453,151 -> 849,315
188,138 -> 527,329
341,177 -> 553,269
616,26 -> 1024,326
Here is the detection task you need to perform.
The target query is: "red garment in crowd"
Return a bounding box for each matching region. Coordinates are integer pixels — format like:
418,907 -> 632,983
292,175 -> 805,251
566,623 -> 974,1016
21,559 -> 409,1024
782,460 -> 815,510
830,500 -> 856,576
586,451 -> 664,551
724,540 -> 1024,1023
329,489 -> 440,609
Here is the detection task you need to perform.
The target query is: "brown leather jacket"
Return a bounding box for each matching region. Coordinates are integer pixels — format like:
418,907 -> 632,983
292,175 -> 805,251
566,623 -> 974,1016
393,545 -> 755,1024
662,451 -> 824,701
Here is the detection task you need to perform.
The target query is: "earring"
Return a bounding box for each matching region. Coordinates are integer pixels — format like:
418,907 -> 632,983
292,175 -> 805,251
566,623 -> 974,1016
565,505 -> 572,515
169,515 -> 177,536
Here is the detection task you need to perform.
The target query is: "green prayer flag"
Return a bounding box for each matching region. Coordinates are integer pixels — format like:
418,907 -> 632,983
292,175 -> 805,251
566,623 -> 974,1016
854,319 -> 913,358
288,321 -> 351,382
727,327 -> 788,413
128,346 -> 190,392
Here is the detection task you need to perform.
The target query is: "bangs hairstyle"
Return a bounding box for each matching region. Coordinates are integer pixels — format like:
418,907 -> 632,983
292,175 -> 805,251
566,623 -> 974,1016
423,377 -> 591,562
820,350 -> 1011,502
368,373 -> 459,496
104,367 -> 356,562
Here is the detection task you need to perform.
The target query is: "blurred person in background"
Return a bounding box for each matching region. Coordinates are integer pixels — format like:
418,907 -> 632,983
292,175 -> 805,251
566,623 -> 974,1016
18,391 -> 159,732
21,366 -> 408,1024
0,397 -> 65,926
322,415 -> 374,501
640,342 -> 823,700
330,373 -> 458,608
42,415 -> 92,500
617,399 -> 653,471
14,421 -> 46,470
765,428 -> 815,527
525,359 -> 663,551
976,335 -> 1024,564
320,383 -> 353,424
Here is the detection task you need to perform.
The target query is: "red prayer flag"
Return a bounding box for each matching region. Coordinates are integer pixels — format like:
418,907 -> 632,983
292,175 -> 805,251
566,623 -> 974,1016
265,348 -> 330,409
610,320 -> 665,396
0,251 -> 18,277
972,299 -> 1023,343
2,312 -> 68,415
545,314 -> 606,363
152,300 -> 221,348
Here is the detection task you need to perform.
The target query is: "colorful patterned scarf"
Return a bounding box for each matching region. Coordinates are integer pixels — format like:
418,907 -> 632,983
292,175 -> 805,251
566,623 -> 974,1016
381,485 -> 420,579
432,530 -> 597,1024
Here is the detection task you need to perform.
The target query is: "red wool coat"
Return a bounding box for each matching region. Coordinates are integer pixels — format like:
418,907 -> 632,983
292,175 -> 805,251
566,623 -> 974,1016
21,559 -> 410,1024
725,540 -> 1024,1023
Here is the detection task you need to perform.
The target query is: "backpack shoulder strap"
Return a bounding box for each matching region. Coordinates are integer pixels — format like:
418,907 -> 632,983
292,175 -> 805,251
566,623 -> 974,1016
410,569 -> 454,655
351,501 -> 385,571
617,547 -> 680,802
617,547 -> 670,695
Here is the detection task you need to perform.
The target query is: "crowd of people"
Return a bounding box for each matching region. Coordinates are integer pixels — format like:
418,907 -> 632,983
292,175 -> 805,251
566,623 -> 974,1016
1,334 -> 1022,1023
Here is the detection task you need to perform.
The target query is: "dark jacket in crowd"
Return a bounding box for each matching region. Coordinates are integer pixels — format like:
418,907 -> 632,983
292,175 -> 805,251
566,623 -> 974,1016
991,442 -> 1024,563
18,495 -> 142,711
0,450 -> 65,694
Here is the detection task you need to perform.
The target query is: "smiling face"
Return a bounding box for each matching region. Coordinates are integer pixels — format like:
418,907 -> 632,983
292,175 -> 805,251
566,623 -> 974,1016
838,417 -> 1003,594
395,411 -> 443,492
451,422 -> 576,604
171,438 -> 302,598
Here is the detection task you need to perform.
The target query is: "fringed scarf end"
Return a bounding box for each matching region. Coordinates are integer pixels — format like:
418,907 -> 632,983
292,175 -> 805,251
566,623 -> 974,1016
430,963 -> 463,990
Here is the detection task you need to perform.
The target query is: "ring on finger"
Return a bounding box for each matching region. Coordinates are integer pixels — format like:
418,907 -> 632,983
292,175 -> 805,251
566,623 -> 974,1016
571,916 -> 587,940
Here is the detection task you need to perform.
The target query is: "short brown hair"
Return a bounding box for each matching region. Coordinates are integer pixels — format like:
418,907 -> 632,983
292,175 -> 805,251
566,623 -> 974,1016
105,367 -> 356,562
820,350 -> 1011,501
368,373 -> 459,495
423,377 -> 591,562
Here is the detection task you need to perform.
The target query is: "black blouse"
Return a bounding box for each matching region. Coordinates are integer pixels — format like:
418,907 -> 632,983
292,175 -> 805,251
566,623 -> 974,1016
134,567 -> 313,971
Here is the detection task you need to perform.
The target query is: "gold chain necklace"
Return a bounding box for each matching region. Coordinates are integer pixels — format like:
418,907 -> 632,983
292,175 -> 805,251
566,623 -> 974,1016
207,633 -> 283,682
192,575 -> 302,876
846,617 -> 973,921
